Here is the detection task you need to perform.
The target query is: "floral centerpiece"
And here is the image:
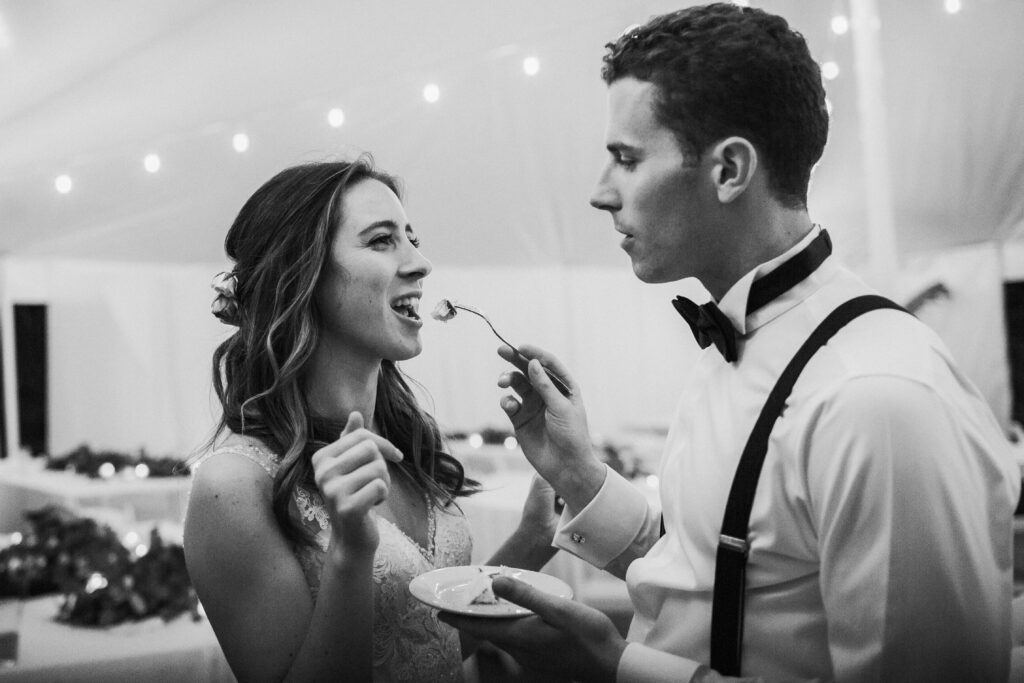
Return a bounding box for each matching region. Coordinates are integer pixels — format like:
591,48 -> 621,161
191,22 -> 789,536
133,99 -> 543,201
0,506 -> 199,627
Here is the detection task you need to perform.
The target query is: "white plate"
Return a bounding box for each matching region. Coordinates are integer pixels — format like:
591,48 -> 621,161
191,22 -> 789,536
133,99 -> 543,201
409,565 -> 573,618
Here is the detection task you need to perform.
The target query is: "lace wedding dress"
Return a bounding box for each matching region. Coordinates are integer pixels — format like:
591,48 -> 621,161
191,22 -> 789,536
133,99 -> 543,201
197,443 -> 472,682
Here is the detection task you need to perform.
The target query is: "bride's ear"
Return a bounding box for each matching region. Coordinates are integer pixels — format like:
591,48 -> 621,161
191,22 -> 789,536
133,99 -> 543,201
708,137 -> 757,204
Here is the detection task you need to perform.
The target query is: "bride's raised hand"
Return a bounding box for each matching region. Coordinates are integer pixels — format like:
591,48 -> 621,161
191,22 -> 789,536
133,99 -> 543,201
311,412 -> 404,558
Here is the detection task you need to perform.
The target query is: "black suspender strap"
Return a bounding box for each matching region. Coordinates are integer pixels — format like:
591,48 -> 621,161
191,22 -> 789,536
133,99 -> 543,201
709,295 -> 906,675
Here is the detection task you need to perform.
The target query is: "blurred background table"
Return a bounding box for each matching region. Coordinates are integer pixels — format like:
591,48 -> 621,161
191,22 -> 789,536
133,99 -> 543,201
0,596 -> 233,682
0,457 -> 190,533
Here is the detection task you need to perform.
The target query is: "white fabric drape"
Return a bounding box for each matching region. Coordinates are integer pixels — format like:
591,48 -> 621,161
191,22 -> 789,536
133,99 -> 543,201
1,248 -> 1011,458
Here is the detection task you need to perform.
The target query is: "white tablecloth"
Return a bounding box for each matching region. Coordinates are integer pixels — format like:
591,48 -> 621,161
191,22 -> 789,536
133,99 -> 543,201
0,596 -> 233,682
0,458 -> 191,533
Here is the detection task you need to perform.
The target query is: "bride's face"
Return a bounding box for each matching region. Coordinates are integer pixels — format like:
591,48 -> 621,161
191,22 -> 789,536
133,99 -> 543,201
315,178 -> 432,362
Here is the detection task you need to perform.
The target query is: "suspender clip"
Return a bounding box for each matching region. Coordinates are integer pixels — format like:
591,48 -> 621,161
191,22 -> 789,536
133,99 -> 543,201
718,534 -> 749,556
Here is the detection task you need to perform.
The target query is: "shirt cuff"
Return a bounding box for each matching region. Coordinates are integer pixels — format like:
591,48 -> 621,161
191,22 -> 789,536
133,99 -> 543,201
552,465 -> 649,568
617,642 -> 701,683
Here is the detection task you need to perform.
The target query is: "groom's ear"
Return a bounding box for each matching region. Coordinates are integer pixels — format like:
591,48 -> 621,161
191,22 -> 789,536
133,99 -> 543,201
709,136 -> 757,204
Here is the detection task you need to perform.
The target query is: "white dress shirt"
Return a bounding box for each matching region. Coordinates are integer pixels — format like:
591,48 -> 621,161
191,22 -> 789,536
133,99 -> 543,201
554,228 -> 1021,682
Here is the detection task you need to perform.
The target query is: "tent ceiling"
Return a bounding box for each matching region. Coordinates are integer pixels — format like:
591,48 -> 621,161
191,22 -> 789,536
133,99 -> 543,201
1,0 -> 1022,266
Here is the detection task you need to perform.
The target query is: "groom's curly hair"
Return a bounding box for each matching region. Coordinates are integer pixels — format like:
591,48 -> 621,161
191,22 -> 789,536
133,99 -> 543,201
601,2 -> 829,209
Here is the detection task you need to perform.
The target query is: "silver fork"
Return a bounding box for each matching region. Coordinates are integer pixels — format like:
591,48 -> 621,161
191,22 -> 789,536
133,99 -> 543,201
443,302 -> 573,398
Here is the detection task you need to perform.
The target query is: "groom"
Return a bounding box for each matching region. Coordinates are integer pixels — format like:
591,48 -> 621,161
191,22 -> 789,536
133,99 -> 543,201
441,3 -> 1019,681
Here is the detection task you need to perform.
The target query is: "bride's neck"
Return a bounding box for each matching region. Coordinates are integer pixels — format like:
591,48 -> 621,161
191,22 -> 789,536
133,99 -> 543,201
304,348 -> 379,429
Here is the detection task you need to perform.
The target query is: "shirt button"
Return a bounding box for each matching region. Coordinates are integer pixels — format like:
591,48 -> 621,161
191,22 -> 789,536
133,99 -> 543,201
571,532 -> 586,544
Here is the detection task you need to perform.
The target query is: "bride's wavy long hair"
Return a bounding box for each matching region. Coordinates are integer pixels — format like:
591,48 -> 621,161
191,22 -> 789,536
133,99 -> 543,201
209,156 -> 475,546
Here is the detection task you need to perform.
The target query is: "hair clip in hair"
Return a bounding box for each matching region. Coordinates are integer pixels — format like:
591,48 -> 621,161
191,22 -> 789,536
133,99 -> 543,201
210,271 -> 240,325
211,271 -> 238,298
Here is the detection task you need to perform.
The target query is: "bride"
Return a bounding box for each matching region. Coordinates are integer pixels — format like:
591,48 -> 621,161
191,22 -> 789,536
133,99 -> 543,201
184,156 -> 558,682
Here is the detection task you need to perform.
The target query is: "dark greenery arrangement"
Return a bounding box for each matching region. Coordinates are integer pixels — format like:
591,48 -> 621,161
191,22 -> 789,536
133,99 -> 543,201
0,506 -> 199,627
45,444 -> 188,478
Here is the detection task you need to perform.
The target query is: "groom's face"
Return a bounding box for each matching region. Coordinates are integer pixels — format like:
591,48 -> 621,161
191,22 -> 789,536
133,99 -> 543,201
589,77 -> 720,285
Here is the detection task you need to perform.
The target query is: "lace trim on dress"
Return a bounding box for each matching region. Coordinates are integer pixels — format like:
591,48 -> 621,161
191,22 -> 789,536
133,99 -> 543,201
295,487 -> 331,531
197,443 -> 279,479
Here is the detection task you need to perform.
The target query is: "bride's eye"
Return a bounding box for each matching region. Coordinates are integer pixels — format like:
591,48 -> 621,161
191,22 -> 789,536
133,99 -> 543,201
370,233 -> 396,249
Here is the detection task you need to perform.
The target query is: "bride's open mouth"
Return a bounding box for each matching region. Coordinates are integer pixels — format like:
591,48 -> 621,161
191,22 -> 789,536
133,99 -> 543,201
391,295 -> 421,321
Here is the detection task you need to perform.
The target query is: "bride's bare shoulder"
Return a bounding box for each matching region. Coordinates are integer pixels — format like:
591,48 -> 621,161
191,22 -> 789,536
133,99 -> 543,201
193,433 -> 279,486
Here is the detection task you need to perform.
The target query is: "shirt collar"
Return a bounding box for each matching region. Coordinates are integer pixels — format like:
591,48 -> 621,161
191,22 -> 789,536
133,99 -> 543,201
717,225 -> 827,336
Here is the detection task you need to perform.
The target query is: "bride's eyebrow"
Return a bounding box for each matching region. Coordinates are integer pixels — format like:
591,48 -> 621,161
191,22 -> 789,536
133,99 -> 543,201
359,220 -> 402,235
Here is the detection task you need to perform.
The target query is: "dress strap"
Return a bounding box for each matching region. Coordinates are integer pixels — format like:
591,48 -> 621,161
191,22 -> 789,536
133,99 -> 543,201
195,443 -> 281,479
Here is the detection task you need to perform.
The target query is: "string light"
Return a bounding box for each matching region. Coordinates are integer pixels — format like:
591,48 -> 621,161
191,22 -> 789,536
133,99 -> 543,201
43,8 -> 875,195
143,153 -> 161,173
944,0 -> 962,14
85,572 -> 109,594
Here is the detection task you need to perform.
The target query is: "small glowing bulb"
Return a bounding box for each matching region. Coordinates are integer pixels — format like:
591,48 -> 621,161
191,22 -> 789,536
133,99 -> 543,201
54,174 -> 72,194
98,462 -> 116,479
468,433 -> 484,448
124,531 -> 140,546
423,83 -> 440,103
646,474 -> 660,489
821,61 -> 840,80
327,108 -> 345,127
85,572 -> 108,594
944,0 -> 961,13
232,132 -> 250,153
134,463 -> 150,478
503,436 -> 518,450
10,532 -> 23,545
522,56 -> 540,76
143,153 -> 161,173
831,15 -> 850,35
135,544 -> 149,557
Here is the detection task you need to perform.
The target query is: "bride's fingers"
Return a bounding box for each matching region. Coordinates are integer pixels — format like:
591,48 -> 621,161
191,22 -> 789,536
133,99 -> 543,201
323,476 -> 389,517
343,411 -> 364,435
312,427 -> 403,469
314,441 -> 392,491
321,458 -> 390,499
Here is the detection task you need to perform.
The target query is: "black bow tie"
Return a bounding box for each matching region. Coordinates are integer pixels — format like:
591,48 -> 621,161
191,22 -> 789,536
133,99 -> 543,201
673,230 -> 832,362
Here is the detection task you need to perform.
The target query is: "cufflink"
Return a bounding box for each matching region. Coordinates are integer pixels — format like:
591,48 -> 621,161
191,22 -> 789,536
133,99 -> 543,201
571,532 -> 586,544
